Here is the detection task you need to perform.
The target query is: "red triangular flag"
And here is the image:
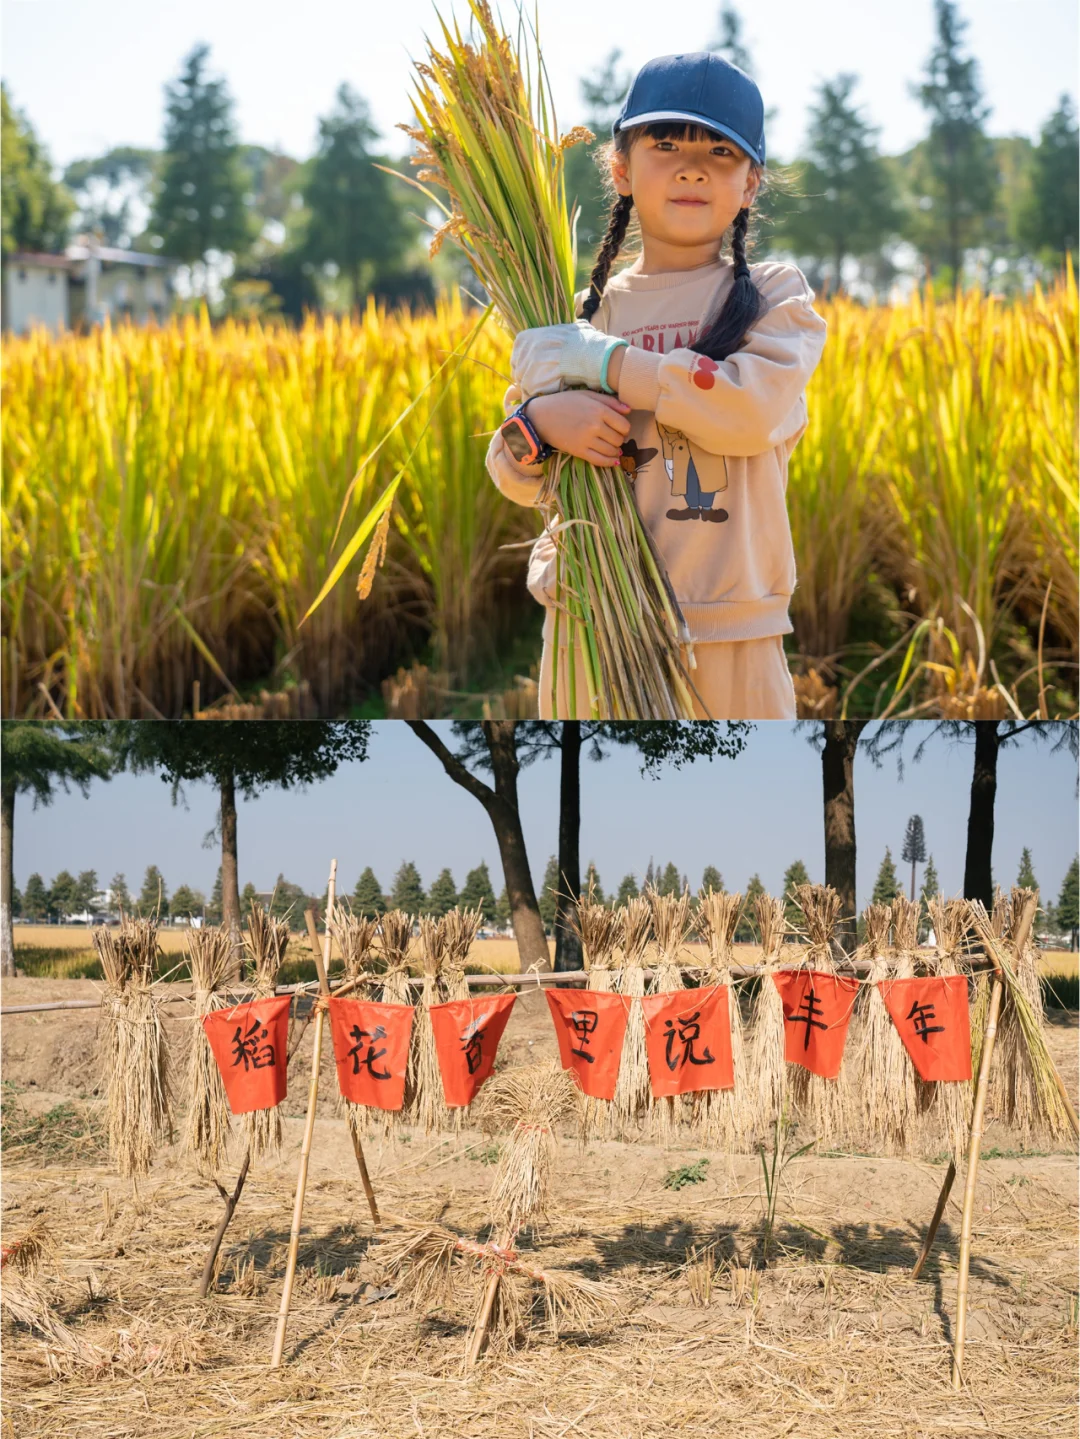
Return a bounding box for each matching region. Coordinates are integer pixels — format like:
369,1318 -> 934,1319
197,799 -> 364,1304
545,988 -> 630,1100
771,970 -> 859,1079
429,994 -> 517,1107
203,995 -> 292,1114
640,984 -> 734,1098
328,996 -> 414,1111
879,975 -> 972,1082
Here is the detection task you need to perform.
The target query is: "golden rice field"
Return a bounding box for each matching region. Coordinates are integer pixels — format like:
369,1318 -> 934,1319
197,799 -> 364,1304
2,261 -> 1076,719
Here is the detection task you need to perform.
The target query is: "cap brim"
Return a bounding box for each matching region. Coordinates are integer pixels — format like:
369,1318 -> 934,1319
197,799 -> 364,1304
614,110 -> 759,160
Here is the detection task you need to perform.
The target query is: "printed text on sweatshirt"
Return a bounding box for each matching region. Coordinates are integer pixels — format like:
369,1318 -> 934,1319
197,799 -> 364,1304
485,257 -> 828,644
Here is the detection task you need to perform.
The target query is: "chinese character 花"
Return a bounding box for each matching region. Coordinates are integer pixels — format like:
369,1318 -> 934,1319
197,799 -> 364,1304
347,1024 -> 391,1080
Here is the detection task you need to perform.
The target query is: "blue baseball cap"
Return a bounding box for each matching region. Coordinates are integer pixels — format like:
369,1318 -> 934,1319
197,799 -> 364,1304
612,52 -> 766,167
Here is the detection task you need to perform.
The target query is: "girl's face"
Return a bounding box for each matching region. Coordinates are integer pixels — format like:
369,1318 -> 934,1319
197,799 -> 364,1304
611,127 -> 759,262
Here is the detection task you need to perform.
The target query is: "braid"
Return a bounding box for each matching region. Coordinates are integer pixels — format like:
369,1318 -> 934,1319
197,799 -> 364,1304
730,205 -> 751,279
581,194 -> 632,322
689,204 -> 767,362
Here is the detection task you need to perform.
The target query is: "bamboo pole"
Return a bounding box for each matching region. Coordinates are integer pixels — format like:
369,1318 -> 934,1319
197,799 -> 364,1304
270,861 -> 337,1369
911,1159 -> 956,1281
465,1229 -> 514,1368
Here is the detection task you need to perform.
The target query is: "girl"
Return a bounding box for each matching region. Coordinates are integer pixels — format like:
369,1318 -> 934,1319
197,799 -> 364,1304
485,51 -> 829,721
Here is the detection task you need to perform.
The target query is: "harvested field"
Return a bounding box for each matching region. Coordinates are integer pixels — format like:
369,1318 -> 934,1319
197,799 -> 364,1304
2,978 -> 1077,1438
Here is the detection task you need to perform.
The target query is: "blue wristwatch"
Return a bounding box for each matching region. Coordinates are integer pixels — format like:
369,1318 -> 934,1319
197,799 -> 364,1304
500,396 -> 555,465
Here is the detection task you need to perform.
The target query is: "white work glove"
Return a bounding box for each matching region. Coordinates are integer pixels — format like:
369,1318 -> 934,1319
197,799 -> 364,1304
511,319 -> 629,400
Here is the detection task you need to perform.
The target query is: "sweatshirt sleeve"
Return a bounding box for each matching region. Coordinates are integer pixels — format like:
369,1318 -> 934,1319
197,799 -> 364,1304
485,381 -> 547,507
614,263 -> 828,457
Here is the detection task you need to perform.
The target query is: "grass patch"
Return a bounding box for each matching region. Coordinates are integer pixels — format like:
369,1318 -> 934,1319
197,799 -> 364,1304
0,1082 -> 108,1165
662,1158 -> 710,1191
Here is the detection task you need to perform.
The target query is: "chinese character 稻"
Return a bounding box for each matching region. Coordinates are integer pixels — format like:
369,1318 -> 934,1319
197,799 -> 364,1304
231,1015 -> 276,1070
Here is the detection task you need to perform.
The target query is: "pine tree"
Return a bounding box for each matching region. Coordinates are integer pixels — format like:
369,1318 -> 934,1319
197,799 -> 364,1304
1055,855 -> 1078,950
644,858 -> 655,890
390,861 -> 425,915
268,875 -> 310,928
901,815 -> 927,900
137,865 -> 169,919
48,870 -> 79,920
110,871 -> 133,918
658,861 -> 681,897
583,861 -> 606,907
872,847 -> 901,906
425,868 -> 458,918
240,882 -> 260,916
700,865 -> 724,895
352,867 -> 386,919
495,886 -> 512,930
919,855 -> 940,941
1016,847 -> 1038,892
781,859 -> 811,927
205,867 -> 222,924
537,855 -> 560,931
22,873 -> 48,922
616,873 -> 640,906
75,870 -> 99,913
460,863 -> 497,924
171,885 -> 205,922
735,874 -> 766,943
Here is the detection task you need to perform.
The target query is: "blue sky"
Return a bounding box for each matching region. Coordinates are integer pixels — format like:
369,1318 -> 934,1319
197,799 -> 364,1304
3,1 -> 1076,174
11,722 -> 1079,911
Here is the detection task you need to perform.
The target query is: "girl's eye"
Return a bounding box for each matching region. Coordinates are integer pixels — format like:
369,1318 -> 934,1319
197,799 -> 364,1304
655,142 -> 731,156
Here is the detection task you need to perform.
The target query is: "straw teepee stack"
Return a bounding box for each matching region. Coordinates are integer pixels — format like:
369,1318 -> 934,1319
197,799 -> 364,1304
94,916 -> 172,1182
182,924 -> 234,1176
787,884 -> 848,1146
748,892 -> 789,1138
694,889 -> 750,1146
610,894 -> 653,1139
241,903 -> 291,1161
646,887 -> 693,1145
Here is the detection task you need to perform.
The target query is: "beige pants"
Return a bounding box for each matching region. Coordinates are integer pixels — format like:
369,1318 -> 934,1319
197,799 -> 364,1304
536,607 -> 797,720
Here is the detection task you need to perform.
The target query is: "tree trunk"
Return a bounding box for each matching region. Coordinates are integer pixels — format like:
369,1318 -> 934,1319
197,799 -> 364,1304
1,778 -> 15,977
963,723 -> 999,910
406,722 -> 550,972
822,721 -> 868,955
220,767 -> 244,981
554,723 -> 582,972
910,860 -> 916,902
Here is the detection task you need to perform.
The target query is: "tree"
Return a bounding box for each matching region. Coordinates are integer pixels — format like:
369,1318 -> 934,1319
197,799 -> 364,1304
735,874 -> 767,942
1,82 -> 76,258
389,861 -> 426,915
75,870 -> 99,914
1055,856 -> 1078,950
102,720 -> 370,972
460,863 -> 497,925
814,721 -> 872,951
700,865 -> 724,895
353,867 -> 386,919
908,0 -> 998,290
268,875 -> 312,929
48,870 -> 79,921
1017,94 -> 1078,266
110,872 -> 132,918
901,815 -> 927,900
583,862 -> 606,906
138,865 -> 170,920
872,848 -> 901,906
537,856 -> 560,932
425,868 -> 458,919
147,44 -> 254,305
781,860 -> 811,928
301,83 -> 419,310
657,862 -> 682,897
495,886 -> 512,931
1016,847 -> 1038,892
171,885 -> 205,923
22,873 -> 49,923
206,867 -> 223,924
406,723 -> 549,970
616,873 -> 640,906
0,722 -> 115,973
644,859 -> 656,890
919,855 -> 940,942
240,882 -> 261,917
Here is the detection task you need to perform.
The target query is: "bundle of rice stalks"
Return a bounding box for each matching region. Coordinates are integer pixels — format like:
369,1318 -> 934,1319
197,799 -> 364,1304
748,892 -> 790,1137
851,904 -> 899,1151
646,887 -> 693,1145
481,1062 -> 581,1236
182,925 -> 234,1176
610,895 -> 653,1138
694,889 -> 752,1147
408,914 -> 450,1134
924,895 -> 974,1163
94,917 -> 171,1182
1,1220 -> 55,1277
975,889 -> 1073,1145
1,1272 -> 108,1377
787,885 -> 849,1146
329,909 -> 382,998
571,884 -> 622,1139
441,905 -> 484,1002
241,902 -> 291,1161
357,0 -> 697,719
376,909 -> 415,1005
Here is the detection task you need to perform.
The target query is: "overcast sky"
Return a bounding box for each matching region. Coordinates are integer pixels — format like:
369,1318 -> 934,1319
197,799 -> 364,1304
11,722 -> 1079,912
3,0 -> 1076,176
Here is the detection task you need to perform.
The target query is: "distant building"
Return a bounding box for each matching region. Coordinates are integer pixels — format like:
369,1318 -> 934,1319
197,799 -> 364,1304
2,237 -> 180,336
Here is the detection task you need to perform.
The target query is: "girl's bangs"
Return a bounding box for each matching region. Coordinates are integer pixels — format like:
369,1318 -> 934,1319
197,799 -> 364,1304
634,120 -> 738,149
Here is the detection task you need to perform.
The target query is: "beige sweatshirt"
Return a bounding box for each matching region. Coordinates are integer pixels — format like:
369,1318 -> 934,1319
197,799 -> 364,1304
484,256 -> 828,643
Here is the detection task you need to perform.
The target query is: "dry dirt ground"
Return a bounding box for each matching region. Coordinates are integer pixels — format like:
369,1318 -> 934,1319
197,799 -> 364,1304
2,979 -> 1077,1439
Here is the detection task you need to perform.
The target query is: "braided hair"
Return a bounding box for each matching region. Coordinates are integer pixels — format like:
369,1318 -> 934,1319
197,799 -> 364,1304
581,121 -> 769,363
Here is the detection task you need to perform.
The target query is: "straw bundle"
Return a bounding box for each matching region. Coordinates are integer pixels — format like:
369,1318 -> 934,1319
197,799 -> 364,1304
182,925 -> 234,1176
441,905 -> 483,1002
94,918 -> 171,1181
409,914 -> 451,1134
376,910 -> 414,1006
978,889 -> 1072,1145
327,908 -> 383,1137
881,898 -> 921,1152
924,896 -> 974,1163
481,1062 -> 581,1236
787,885 -> 848,1146
851,904 -> 898,1151
694,890 -> 751,1147
748,893 -> 789,1137
387,0 -> 697,719
610,895 -> 653,1138
646,888 -> 693,1144
241,903 -> 291,1161
571,885 -> 621,1139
